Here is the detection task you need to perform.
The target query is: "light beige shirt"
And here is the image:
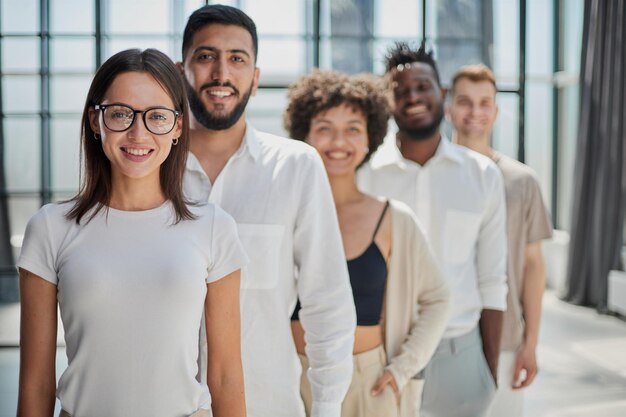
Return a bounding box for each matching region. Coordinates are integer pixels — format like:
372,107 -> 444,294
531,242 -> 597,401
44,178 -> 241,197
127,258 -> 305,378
358,134 -> 508,338
495,154 -> 553,351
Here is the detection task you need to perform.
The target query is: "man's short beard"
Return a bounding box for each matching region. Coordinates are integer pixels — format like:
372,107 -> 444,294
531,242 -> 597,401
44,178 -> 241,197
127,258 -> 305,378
396,107 -> 445,141
185,79 -> 253,131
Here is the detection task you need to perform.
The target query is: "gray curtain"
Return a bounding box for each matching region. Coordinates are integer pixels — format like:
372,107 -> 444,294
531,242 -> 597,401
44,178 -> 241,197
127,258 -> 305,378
564,0 -> 626,312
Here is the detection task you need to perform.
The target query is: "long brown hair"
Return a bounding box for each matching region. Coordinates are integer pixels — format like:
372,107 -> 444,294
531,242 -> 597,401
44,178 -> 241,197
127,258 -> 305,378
67,48 -> 194,224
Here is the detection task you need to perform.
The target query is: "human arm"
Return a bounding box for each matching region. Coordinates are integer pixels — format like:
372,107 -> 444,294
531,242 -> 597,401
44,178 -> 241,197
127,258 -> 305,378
479,309 -> 503,383
476,166 -> 508,382
512,240 -> 545,389
205,270 -> 245,417
294,152 -> 356,417
17,269 -> 58,417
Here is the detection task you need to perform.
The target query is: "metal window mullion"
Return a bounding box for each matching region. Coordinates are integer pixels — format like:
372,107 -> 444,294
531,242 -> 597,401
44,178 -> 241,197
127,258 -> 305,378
551,0 -> 561,227
313,0 -> 321,68
518,0 -> 526,163
421,0 -> 427,41
40,0 -> 52,205
95,0 -> 103,68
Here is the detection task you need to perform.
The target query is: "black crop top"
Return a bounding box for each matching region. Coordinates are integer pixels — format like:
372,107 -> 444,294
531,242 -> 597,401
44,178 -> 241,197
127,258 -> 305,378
291,201 -> 389,326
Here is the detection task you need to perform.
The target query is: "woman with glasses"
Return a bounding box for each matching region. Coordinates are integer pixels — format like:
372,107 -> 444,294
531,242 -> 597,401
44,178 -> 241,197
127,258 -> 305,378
16,49 -> 247,417
285,71 -> 450,417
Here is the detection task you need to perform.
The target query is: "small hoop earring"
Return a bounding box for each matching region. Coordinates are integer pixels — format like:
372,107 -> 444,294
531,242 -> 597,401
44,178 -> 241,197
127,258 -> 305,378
172,138 -> 179,146
94,133 -> 101,140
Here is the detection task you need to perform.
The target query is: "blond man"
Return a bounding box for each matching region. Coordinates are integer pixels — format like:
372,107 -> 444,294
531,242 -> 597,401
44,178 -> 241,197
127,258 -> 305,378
447,64 -> 553,417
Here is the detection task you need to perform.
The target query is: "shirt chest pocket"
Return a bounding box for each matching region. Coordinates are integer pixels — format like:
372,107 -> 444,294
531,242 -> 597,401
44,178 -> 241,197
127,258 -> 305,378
236,223 -> 285,289
443,210 -> 482,264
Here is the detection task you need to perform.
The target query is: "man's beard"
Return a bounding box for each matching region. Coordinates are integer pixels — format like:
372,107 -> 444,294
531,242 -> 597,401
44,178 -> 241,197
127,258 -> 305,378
185,79 -> 254,131
396,105 -> 445,141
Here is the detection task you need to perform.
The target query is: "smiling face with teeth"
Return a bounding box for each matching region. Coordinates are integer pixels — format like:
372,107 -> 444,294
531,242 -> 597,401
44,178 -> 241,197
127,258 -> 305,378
447,78 -> 498,141
306,103 -> 369,179
181,24 -> 260,131
89,71 -> 183,188
392,62 -> 446,141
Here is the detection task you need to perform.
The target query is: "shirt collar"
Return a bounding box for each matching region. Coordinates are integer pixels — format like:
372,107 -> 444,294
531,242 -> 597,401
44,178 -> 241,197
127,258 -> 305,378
185,121 -> 261,173
370,130 -> 463,169
242,123 -> 262,161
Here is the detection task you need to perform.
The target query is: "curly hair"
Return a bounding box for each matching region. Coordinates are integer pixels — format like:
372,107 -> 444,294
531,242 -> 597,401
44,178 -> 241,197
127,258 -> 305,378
284,70 -> 392,164
385,41 -> 441,86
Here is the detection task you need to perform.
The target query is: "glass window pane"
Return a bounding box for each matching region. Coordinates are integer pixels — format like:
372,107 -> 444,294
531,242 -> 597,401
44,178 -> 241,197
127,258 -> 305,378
184,0 -> 206,16
319,38 -> 333,70
1,37 -> 40,73
563,0 -> 584,74
527,0 -> 553,77
247,88 -> 288,137
4,118 -> 41,192
50,0 -> 94,34
104,38 -> 173,61
247,116 -> 287,137
51,118 -> 81,192
374,0 -> 420,38
491,93 -> 519,160
9,197 -> 42,259
257,39 -> 305,84
106,0 -> 171,34
244,0 -> 305,36
1,0 -> 39,34
525,82 -> 553,211
436,40 -> 483,86
50,75 -> 92,113
51,38 -> 96,72
493,0 -> 519,88
2,76 -> 40,113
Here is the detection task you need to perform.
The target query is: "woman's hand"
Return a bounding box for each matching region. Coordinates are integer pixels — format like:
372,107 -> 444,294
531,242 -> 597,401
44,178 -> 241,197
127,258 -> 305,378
371,370 -> 400,403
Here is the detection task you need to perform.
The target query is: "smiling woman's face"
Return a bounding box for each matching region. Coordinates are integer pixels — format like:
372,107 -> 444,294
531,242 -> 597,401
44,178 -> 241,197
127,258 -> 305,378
89,71 -> 182,185
306,103 -> 369,178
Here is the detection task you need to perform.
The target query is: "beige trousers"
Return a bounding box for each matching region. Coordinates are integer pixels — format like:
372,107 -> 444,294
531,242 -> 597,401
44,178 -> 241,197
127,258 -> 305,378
60,408 -> 212,417
299,345 -> 399,417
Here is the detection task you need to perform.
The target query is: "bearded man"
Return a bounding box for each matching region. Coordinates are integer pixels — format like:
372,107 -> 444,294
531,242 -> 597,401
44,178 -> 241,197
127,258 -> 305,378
357,43 -> 508,417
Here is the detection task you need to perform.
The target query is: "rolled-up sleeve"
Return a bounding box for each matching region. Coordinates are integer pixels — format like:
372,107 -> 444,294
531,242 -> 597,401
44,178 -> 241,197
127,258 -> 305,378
477,165 -> 508,311
293,151 -> 356,417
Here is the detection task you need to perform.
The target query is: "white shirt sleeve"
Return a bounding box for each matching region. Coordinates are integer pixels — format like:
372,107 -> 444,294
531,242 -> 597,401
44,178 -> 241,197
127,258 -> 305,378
206,205 -> 249,283
292,151 -> 356,417
16,205 -> 59,285
476,165 -> 508,310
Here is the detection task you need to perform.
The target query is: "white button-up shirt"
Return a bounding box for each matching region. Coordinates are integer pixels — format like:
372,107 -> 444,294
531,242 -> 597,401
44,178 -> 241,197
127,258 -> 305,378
184,125 -> 356,417
358,134 -> 507,338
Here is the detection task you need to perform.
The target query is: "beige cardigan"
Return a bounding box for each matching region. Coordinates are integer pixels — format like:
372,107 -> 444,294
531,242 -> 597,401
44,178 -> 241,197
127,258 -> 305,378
382,200 -> 451,416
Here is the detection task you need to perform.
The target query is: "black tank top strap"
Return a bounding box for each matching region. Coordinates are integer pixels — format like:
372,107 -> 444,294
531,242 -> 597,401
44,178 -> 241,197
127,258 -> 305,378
371,200 -> 390,241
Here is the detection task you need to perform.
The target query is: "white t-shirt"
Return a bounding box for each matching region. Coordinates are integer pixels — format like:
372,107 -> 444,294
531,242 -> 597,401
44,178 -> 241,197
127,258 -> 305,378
17,201 -> 247,417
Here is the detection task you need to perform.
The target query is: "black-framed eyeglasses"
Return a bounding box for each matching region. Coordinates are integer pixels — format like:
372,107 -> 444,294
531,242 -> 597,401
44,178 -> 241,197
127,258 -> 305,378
94,103 -> 181,135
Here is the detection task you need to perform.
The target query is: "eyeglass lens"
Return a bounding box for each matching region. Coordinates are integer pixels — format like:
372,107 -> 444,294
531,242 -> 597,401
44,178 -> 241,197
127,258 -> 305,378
102,105 -> 176,135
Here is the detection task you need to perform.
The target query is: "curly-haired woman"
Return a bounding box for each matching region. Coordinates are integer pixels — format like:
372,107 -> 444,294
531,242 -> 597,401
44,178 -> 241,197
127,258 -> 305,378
285,70 -> 451,417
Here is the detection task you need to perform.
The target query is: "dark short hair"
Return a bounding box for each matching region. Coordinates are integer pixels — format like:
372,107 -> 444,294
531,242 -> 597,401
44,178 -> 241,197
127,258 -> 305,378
182,4 -> 258,61
68,48 -> 193,224
385,41 -> 441,86
284,70 -> 392,165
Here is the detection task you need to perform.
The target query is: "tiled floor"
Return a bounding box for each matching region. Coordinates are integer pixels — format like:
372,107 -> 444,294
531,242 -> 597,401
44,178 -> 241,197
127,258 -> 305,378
1,291 -> 626,416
